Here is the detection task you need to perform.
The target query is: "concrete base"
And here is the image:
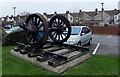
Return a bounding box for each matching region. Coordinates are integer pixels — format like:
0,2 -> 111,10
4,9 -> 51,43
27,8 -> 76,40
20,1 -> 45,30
10,50 -> 91,74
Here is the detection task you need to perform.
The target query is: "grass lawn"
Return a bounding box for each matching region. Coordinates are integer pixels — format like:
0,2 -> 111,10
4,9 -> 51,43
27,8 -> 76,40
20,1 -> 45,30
2,46 -> 119,75
0,46 -> 2,76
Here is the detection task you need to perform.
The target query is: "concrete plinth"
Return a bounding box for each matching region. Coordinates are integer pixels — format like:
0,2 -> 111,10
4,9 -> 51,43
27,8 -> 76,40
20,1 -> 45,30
10,50 -> 91,74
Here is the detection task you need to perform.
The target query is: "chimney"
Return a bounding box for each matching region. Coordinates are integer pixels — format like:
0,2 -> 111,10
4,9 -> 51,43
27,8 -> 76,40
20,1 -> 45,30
66,11 -> 69,14
114,8 -> 117,14
114,8 -> 117,10
54,11 -> 57,14
79,10 -> 82,13
95,8 -> 98,15
43,12 -> 47,15
95,8 -> 98,12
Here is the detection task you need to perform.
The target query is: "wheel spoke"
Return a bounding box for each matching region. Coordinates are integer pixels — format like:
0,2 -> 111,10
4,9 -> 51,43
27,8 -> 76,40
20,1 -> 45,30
54,33 -> 57,39
32,33 -> 37,43
35,17 -> 37,26
58,19 -> 62,26
31,17 -> 35,26
28,34 -> 32,41
37,18 -> 40,26
60,34 -> 64,40
58,19 -> 60,25
29,20 -> 33,27
52,32 -> 56,37
62,32 -> 67,37
38,21 -> 43,29
55,19 -> 58,25
60,21 -> 64,27
59,19 -> 62,26
58,34 -> 60,41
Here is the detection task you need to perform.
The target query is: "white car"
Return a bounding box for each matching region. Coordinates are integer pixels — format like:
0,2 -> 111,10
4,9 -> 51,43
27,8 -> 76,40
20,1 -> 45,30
64,26 -> 92,46
5,26 -> 23,34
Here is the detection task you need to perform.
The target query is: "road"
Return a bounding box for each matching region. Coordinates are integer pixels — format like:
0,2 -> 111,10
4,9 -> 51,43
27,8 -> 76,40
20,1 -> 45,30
87,35 -> 119,57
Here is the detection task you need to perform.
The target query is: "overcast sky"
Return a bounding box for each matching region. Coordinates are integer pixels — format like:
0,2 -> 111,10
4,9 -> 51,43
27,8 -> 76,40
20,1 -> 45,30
0,0 -> 119,17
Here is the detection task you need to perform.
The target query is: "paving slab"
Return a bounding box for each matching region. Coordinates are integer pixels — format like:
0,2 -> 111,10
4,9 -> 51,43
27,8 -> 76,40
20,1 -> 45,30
10,49 -> 91,74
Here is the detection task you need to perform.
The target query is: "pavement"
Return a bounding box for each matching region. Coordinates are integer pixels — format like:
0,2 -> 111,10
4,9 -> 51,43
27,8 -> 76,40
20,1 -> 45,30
86,35 -> 119,57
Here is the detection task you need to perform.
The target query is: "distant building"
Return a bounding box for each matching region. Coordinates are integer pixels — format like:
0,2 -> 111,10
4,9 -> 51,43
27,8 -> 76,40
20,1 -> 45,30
118,1 -> 120,10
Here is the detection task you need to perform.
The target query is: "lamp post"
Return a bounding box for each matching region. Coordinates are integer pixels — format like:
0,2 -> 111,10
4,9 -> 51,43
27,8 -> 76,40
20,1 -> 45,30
101,3 -> 104,21
12,6 -> 16,26
100,3 -> 104,34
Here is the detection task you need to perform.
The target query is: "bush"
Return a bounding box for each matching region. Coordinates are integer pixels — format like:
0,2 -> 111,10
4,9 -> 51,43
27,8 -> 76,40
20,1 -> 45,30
2,30 -> 27,46
0,27 -> 7,45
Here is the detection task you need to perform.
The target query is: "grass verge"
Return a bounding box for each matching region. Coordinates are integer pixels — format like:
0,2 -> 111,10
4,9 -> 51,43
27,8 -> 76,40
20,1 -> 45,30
2,46 -> 119,75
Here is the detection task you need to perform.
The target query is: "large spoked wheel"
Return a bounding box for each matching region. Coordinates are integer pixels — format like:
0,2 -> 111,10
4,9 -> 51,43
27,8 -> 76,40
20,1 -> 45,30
49,14 -> 71,43
25,13 -> 48,48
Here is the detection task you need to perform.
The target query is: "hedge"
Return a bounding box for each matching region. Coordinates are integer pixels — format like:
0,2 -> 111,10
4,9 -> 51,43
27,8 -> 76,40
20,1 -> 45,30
0,27 -> 7,45
2,30 -> 26,46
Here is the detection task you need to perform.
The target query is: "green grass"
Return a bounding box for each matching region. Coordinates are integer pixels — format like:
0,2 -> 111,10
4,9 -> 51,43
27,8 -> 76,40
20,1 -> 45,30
2,46 -> 56,75
0,46 -> 2,76
2,46 -> 119,75
63,55 -> 119,75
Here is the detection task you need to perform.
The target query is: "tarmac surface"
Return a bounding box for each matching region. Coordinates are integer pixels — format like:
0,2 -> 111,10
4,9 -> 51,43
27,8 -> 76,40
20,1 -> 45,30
87,35 -> 119,57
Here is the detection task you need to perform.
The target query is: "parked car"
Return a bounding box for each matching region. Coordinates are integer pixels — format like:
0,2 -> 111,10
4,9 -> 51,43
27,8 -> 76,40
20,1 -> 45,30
64,26 -> 92,46
5,26 -> 23,34
4,24 -> 12,29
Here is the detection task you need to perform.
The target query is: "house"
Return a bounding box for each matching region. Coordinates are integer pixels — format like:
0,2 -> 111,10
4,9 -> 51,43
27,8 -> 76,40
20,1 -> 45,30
65,11 -> 75,24
9,15 -> 14,22
43,11 -> 76,25
64,10 -> 84,25
1,16 -> 11,27
86,9 -> 120,26
78,9 -> 99,26
114,12 -> 120,24
104,9 -> 120,25
94,11 -> 110,25
81,11 -> 92,20
5,15 -> 11,22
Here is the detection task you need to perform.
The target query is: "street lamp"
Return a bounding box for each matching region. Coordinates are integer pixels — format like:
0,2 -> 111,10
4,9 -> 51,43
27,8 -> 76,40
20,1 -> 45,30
100,3 -> 104,33
101,3 -> 104,21
12,6 -> 16,26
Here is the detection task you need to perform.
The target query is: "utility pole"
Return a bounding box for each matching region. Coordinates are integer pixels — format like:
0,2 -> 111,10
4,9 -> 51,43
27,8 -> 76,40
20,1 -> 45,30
101,3 -> 104,22
100,3 -> 104,34
12,6 -> 16,26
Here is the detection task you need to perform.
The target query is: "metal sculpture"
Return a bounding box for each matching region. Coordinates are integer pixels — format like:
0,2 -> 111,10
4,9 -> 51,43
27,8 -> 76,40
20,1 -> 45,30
20,13 -> 71,49
13,13 -> 89,67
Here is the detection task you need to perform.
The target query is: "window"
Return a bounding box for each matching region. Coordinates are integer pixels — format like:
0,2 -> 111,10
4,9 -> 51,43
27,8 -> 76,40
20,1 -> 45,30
81,27 -> 90,34
71,27 -> 81,35
81,27 -> 86,33
85,27 -> 90,33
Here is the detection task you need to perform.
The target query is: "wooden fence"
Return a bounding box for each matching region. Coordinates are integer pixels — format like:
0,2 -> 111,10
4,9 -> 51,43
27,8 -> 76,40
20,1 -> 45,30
88,26 -> 120,35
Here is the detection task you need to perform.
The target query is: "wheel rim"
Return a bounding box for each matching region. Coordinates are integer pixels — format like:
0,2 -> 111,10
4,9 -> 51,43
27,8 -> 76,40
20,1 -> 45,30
49,14 -> 71,43
25,13 -> 48,48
